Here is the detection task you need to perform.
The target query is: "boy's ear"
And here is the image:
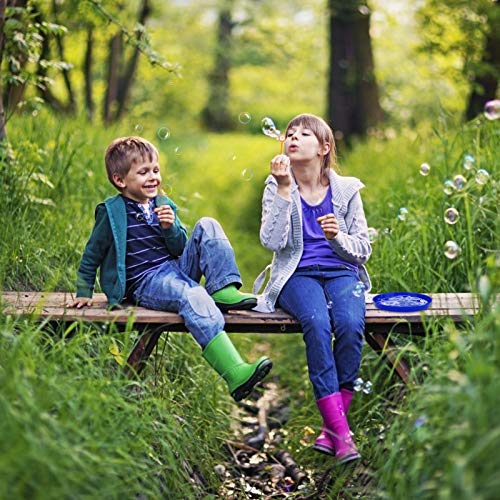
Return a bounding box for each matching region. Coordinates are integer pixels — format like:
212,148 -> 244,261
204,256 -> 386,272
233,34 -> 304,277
112,174 -> 126,188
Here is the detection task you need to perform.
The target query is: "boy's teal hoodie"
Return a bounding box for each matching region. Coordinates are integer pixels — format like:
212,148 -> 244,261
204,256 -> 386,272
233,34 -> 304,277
76,194 -> 187,307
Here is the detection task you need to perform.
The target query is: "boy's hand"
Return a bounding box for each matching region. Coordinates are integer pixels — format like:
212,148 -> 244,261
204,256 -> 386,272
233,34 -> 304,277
154,204 -> 175,229
317,213 -> 339,240
68,297 -> 93,308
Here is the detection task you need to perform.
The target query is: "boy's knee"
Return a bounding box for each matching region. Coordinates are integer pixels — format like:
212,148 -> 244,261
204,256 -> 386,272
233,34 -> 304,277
185,286 -> 223,320
195,217 -> 223,235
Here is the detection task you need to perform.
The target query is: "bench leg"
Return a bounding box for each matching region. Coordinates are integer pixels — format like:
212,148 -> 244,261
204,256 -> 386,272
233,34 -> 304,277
125,326 -> 165,377
364,331 -> 411,383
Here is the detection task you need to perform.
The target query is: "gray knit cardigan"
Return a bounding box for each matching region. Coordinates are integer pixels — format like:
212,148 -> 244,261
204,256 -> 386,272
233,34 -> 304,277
253,169 -> 372,312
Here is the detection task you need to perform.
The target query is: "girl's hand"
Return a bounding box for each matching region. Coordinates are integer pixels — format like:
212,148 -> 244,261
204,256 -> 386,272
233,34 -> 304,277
270,154 -> 292,188
317,213 -> 339,240
68,297 -> 93,309
154,204 -> 175,229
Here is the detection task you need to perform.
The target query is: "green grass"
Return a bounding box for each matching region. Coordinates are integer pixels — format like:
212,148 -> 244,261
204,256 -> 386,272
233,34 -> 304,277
0,110 -> 498,497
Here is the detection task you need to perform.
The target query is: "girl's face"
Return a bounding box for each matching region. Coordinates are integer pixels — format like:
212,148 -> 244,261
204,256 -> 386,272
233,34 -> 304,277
113,158 -> 162,203
284,124 -> 329,164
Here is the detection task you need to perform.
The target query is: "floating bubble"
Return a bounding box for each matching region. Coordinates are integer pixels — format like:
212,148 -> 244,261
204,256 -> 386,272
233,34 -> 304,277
367,227 -> 379,242
398,207 -> 409,221
419,162 -> 431,176
353,377 -> 364,392
443,180 -> 455,195
238,112 -> 251,124
134,124 -> 143,133
414,415 -> 429,428
484,99 -> 500,120
444,240 -> 461,259
241,168 -> 254,181
453,174 -> 467,190
353,377 -> 372,394
326,301 -> 333,310
161,184 -> 173,196
174,146 -> 181,156
352,281 -> 365,297
444,207 -> 459,225
362,380 -> 373,394
157,127 -> 170,140
475,169 -> 489,185
261,116 -> 280,139
229,153 -> 237,161
463,154 -> 475,171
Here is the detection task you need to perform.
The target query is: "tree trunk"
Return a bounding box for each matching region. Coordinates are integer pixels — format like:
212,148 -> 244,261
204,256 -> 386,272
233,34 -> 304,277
114,0 -> 151,121
465,0 -> 500,120
84,27 -> 95,121
0,0 -> 7,141
51,0 -> 76,114
4,0 -> 28,116
201,0 -> 234,131
103,33 -> 123,124
327,0 -> 383,144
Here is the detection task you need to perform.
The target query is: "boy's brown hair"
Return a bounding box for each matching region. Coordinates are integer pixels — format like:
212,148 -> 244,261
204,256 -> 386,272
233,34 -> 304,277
105,136 -> 159,189
285,113 -> 338,173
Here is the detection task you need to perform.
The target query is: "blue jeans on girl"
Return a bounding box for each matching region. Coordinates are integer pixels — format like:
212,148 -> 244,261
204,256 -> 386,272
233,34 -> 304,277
132,217 -> 241,349
278,266 -> 365,400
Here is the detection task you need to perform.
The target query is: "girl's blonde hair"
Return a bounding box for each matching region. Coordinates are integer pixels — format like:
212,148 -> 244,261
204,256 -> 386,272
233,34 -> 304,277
285,113 -> 338,174
105,136 -> 159,189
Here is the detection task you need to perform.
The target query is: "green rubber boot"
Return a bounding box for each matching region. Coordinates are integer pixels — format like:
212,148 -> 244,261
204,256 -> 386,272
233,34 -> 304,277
210,284 -> 257,312
202,331 -> 272,402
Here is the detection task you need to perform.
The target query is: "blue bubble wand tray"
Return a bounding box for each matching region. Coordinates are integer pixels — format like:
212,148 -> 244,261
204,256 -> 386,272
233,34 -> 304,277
372,292 -> 432,312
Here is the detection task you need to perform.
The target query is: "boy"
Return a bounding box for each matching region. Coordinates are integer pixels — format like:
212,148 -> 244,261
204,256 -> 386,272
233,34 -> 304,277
69,136 -> 272,401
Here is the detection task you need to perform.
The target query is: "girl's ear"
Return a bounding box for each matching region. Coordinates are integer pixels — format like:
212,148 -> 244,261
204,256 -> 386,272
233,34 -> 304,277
319,142 -> 331,156
113,174 -> 126,188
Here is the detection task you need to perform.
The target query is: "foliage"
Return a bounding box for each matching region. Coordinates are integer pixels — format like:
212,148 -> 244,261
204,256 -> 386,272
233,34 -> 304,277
0,107 -> 498,496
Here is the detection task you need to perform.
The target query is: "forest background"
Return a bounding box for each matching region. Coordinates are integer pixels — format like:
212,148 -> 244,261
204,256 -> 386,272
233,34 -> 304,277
0,0 -> 498,498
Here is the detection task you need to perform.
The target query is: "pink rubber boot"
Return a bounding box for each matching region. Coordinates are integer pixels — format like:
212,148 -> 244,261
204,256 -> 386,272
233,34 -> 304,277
313,389 -> 353,456
315,392 -> 360,463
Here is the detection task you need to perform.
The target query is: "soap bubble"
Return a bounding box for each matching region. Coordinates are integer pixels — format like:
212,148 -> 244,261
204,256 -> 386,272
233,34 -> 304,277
398,207 -> 409,221
444,240 -> 461,259
326,301 -> 333,310
134,124 -> 144,133
444,207 -> 459,225
354,377 -> 364,392
161,184 -> 172,196
174,146 -> 182,156
241,168 -> 254,181
354,377 -> 372,394
453,174 -> 467,190
414,415 -> 428,428
463,154 -> 475,171
238,112 -> 251,124
261,116 -> 280,139
352,281 -> 365,297
484,99 -> 500,120
157,127 -> 170,141
367,227 -> 379,242
419,162 -> 431,176
443,180 -> 455,195
475,169 -> 489,185
362,380 -> 373,394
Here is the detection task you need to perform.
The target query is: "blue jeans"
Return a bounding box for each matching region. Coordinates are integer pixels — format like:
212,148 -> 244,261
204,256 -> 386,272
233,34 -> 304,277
278,266 -> 365,400
132,217 -> 242,348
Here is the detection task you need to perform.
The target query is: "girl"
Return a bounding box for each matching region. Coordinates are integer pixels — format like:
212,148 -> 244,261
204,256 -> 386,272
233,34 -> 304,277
253,114 -> 372,463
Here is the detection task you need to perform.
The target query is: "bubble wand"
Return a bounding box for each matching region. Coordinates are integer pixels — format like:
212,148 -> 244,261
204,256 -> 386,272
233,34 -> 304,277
261,117 -> 285,153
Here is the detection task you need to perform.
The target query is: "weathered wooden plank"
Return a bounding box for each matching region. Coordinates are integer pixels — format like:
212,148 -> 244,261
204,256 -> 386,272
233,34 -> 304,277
1,291 -> 480,334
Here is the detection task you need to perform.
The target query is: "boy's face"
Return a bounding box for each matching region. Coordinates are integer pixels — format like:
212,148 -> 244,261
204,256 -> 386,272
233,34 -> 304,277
113,157 -> 162,203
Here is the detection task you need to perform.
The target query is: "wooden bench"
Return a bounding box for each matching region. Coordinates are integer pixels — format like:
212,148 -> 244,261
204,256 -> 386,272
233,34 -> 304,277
0,291 -> 480,383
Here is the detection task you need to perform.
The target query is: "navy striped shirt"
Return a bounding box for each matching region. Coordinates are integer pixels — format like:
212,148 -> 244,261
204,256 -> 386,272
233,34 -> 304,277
123,196 -> 173,294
